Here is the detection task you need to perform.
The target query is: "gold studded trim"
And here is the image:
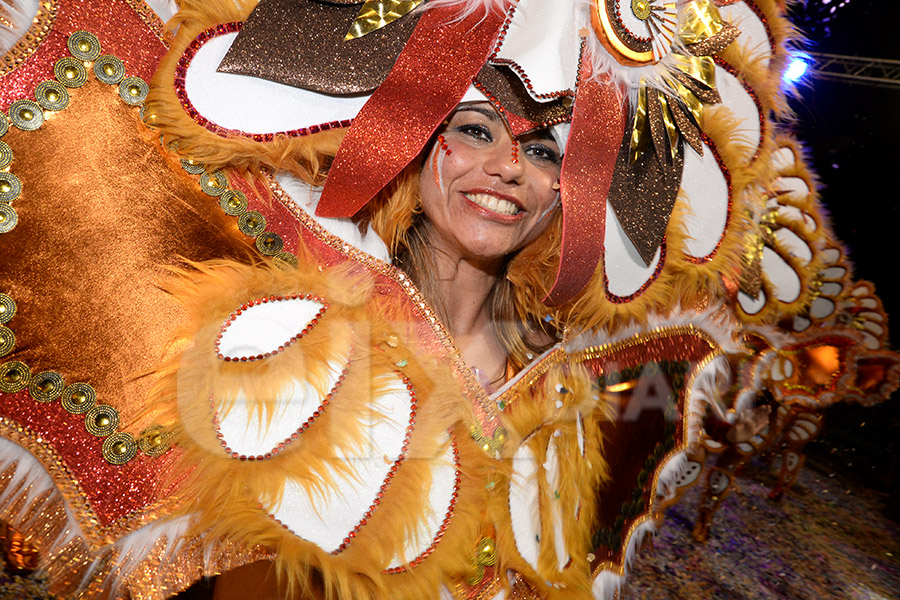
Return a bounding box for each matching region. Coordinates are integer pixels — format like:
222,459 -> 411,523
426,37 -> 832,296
273,251 -> 299,269
0,172 -> 21,202
0,113 -> 8,137
84,405 -> 120,437
0,0 -> 59,78
60,382 -> 97,415
101,432 -> 138,465
93,55 -> 126,85
28,370 -> 65,403
35,80 -> 69,111
118,76 -> 149,105
199,170 -> 228,196
0,361 -> 31,393
180,158 -> 205,175
0,141 -> 13,169
8,99 -> 43,131
0,325 -> 14,357
67,30 -> 102,61
237,210 -> 266,237
0,204 -> 17,233
0,293 -> 15,324
255,231 -> 284,256
218,189 -> 248,215
54,56 -> 88,88
138,424 -> 173,457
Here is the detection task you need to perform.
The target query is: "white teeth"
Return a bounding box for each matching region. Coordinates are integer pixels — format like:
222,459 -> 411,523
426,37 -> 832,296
465,193 -> 521,215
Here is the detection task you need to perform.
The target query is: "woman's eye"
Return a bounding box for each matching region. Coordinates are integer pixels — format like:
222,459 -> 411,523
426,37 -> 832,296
456,124 -> 493,142
525,144 -> 561,165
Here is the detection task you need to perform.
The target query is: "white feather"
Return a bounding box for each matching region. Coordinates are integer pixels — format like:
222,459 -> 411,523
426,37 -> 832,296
654,450 -> 688,501
591,519 -> 657,600
0,0 -> 39,55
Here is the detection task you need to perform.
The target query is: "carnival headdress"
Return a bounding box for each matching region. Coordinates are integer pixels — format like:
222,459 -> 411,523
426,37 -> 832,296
174,0 -> 744,305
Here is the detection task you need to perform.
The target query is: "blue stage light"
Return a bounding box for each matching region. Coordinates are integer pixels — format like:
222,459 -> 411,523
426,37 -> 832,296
784,54 -> 811,83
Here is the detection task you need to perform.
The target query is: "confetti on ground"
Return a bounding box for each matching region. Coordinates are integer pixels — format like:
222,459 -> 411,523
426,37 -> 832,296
627,461 -> 900,599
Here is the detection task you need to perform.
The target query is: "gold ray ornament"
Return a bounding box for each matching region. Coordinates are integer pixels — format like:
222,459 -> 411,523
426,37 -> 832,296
344,0 -> 425,41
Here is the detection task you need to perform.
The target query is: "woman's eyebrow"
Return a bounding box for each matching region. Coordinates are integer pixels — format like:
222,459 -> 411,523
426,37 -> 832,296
455,106 -> 500,122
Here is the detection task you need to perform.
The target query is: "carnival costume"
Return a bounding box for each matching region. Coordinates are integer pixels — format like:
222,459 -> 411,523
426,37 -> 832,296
0,0 -> 897,599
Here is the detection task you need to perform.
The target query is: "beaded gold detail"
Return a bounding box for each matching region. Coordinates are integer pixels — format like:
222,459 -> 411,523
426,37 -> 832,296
60,382 -> 97,415
238,210 -> 266,237
102,432 -> 138,465
255,231 -> 284,256
0,325 -> 14,357
180,158 -> 206,175
118,76 -> 149,105
138,424 -> 172,457
469,422 -> 507,455
0,141 -> 13,169
85,404 -> 120,437
54,57 -> 88,88
9,99 -> 43,131
67,30 -> 102,61
0,293 -> 16,323
35,80 -> 69,111
0,172 -> 21,202
0,361 -> 31,393
218,189 -> 248,215
199,170 -> 229,196
93,55 -> 126,84
28,370 -> 65,403
273,252 -> 299,269
0,113 -> 8,137
0,204 -> 17,233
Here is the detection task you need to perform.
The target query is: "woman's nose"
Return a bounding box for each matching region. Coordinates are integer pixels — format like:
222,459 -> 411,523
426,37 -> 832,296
483,140 -> 526,182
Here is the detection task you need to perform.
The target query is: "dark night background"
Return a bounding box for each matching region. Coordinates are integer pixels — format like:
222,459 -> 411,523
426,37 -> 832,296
787,0 -> 900,513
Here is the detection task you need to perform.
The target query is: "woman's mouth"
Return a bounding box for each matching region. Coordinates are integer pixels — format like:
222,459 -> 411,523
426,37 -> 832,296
463,192 -> 522,216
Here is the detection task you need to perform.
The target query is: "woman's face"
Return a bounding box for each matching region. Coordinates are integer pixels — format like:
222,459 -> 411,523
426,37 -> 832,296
418,103 -> 562,266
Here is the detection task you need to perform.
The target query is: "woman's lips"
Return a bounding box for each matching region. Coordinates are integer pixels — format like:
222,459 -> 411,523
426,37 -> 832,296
462,189 -> 524,219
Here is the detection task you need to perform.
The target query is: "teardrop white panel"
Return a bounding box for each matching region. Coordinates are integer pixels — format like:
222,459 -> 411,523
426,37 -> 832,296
184,32 -> 369,135
774,228 -> 812,264
761,247 -> 801,303
681,143 -> 730,259
774,177 -> 811,202
714,66 -> 762,158
216,359 -> 348,458
509,443 -> 541,572
718,2 -> 773,67
738,290 -> 766,315
217,296 -> 327,360
771,147 -> 796,171
604,201 -> 662,298
270,374 -> 414,553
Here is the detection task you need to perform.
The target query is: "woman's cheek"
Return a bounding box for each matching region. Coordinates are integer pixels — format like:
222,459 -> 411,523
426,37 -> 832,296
427,135 -> 453,197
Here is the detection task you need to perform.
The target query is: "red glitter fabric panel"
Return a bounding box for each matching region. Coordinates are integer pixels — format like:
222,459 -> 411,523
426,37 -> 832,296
544,61 -> 625,305
583,332 -> 716,371
315,4 -> 506,218
0,390 -> 181,530
0,0 -> 167,110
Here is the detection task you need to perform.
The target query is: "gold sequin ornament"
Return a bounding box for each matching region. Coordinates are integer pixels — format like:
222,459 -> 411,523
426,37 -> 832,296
35,80 -> 69,111
85,404 -> 119,436
0,325 -> 14,357
9,99 -> 43,131
218,189 -> 248,215
118,76 -> 149,105
255,231 -> 284,256
273,252 -> 299,269
0,141 -> 13,169
60,382 -> 97,414
0,361 -> 31,393
0,293 -> 15,324
53,56 -> 88,88
180,158 -> 205,175
238,210 -> 266,237
28,370 -> 65,402
199,170 -> 228,196
66,30 -> 102,61
102,432 -> 138,465
139,424 -> 172,457
0,172 -> 20,202
93,54 -> 126,84
0,204 -> 17,233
